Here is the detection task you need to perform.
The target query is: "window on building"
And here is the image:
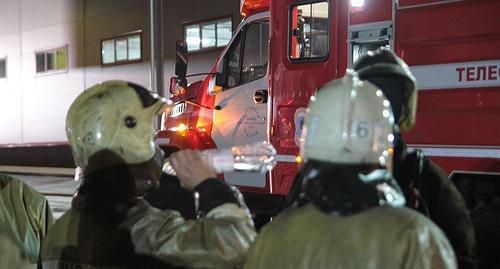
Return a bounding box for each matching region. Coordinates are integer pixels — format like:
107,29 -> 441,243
224,20 -> 269,88
184,17 -> 232,52
35,46 -> 68,74
0,57 -> 6,79
289,1 -> 330,61
101,32 -> 142,65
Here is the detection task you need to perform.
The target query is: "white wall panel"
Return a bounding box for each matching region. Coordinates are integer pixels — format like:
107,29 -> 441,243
20,20 -> 84,143
0,1 -> 20,36
0,31 -> 23,143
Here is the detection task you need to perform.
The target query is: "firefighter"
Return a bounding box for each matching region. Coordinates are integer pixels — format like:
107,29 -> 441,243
470,183 -> 500,269
40,81 -> 256,269
0,172 -> 54,268
352,47 -> 477,269
245,72 -> 457,268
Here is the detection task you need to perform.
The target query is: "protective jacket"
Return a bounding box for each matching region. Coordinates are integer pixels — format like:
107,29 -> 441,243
0,173 -> 54,268
284,138 -> 477,269
244,203 -> 457,269
394,137 -> 477,269
41,178 -> 256,269
471,198 -> 500,269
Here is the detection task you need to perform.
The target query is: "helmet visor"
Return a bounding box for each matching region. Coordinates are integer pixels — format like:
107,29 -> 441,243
363,75 -> 411,126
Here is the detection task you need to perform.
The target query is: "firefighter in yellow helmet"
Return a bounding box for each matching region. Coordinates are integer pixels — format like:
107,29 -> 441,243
244,72 -> 457,269
41,81 -> 256,269
0,173 -> 54,268
353,48 -> 477,269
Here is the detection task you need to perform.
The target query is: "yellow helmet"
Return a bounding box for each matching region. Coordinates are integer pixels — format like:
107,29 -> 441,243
66,80 -> 168,176
300,71 -> 395,170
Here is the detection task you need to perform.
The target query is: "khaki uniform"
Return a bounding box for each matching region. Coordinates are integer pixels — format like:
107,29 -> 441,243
245,203 -> 457,269
41,199 -> 256,269
0,234 -> 36,269
0,173 -> 54,267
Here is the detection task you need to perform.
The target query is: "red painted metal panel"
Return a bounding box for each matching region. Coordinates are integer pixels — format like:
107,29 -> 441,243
405,88 -> 500,146
268,0 -> 343,195
396,0 -> 500,174
350,0 -> 392,25
398,0 -> 470,8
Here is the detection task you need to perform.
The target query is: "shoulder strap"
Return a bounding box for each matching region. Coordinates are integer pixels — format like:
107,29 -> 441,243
414,149 -> 426,190
413,149 -> 430,216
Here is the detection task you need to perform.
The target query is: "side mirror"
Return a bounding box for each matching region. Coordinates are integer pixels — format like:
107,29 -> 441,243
175,40 -> 188,78
215,56 -> 227,88
169,76 -> 187,95
215,72 -> 226,88
208,73 -> 224,95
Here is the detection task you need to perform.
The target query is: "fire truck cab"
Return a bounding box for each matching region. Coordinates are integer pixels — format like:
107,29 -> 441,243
157,0 -> 500,216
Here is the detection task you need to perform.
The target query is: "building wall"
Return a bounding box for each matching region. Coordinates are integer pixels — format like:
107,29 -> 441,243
0,0 -> 24,143
163,0 -> 241,86
83,0 -> 151,88
0,0 -> 240,146
20,0 -> 85,143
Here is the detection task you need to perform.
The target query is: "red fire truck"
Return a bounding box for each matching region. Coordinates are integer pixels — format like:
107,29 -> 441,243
157,0 -> 500,215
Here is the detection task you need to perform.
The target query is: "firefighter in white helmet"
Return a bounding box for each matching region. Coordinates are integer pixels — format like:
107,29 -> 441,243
353,47 -> 477,269
244,72 -> 457,268
41,81 -> 256,269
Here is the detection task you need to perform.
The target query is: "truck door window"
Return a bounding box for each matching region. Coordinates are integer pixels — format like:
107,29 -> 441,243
241,21 -> 269,84
226,34 -> 242,88
224,20 -> 269,88
289,1 -> 329,61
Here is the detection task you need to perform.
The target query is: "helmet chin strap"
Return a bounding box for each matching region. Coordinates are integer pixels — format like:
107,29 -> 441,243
358,169 -> 406,208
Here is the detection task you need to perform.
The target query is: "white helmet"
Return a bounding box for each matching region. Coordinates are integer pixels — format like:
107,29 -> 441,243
66,80 -> 168,176
300,71 -> 395,170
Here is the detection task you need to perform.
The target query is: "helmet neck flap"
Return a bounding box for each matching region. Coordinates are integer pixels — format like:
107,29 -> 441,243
299,161 -> 406,216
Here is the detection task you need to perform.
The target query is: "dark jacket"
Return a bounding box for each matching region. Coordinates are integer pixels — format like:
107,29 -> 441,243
144,173 -> 196,219
471,198 -> 500,269
394,148 -> 477,269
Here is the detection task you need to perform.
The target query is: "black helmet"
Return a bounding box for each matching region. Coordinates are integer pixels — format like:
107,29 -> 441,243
352,48 -> 417,131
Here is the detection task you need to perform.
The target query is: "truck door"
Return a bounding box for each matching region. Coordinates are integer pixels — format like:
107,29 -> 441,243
347,0 -> 393,66
268,0 -> 338,195
211,15 -> 269,188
